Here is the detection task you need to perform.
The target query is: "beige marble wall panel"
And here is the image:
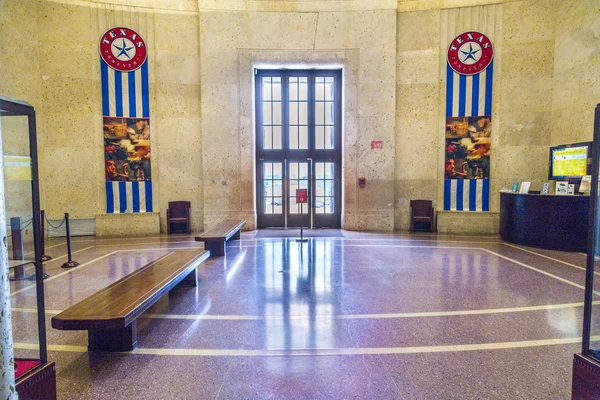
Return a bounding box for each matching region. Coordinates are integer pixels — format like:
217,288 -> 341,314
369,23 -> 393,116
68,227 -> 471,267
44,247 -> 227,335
153,11 -> 202,233
96,212 -> 160,236
551,0 -> 600,146
246,12 -> 318,50
498,0 -> 554,192
437,210 -> 499,233
395,8 -> 440,230
395,115 -> 439,179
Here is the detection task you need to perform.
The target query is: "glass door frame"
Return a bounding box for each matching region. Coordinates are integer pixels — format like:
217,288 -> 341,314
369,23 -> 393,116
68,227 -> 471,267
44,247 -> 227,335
583,103 -> 600,360
255,69 -> 342,229
0,96 -> 48,365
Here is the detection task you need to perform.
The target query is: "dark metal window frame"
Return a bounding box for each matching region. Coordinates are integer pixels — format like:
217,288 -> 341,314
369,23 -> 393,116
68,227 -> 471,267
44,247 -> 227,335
255,69 -> 342,229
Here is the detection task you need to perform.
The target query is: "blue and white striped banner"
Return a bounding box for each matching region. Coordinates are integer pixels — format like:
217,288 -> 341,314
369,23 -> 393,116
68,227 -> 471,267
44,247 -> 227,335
444,42 -> 494,211
443,179 -> 490,212
101,60 -> 150,119
101,28 -> 152,214
446,61 -> 493,118
105,181 -> 153,214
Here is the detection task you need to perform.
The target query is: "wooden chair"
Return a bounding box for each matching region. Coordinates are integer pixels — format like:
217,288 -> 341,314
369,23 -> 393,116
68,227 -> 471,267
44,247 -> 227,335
167,201 -> 191,234
410,200 -> 434,232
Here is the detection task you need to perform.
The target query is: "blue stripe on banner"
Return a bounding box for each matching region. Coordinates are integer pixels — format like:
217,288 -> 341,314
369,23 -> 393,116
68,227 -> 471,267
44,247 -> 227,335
446,64 -> 454,117
458,74 -> 467,117
115,70 -> 123,117
485,61 -> 493,116
101,61 -> 109,116
132,181 -> 140,213
105,182 -> 114,213
118,181 -> 127,213
471,73 -> 480,117
482,179 -> 490,211
456,180 -> 464,211
128,71 -> 136,118
145,181 -> 153,212
444,180 -> 451,211
142,62 -> 150,118
469,179 -> 477,211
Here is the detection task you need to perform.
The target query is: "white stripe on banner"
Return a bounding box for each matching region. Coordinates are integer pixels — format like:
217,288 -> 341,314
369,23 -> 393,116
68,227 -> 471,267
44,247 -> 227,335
126,182 -> 134,212
135,68 -> 143,118
478,68 -> 487,117
113,182 -> 121,214
476,180 -> 484,212
139,181 -> 147,213
122,72 -> 130,118
450,180 -> 457,211
462,182 -> 470,211
108,69 -> 116,117
465,75 -> 473,118
452,72 -> 459,117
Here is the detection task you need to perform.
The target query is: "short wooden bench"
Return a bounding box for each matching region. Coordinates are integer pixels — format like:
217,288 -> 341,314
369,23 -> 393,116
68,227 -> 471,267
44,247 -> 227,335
51,249 -> 210,352
195,219 -> 246,256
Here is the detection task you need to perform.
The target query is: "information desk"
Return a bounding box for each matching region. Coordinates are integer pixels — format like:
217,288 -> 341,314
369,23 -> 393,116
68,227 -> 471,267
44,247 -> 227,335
499,192 -> 589,252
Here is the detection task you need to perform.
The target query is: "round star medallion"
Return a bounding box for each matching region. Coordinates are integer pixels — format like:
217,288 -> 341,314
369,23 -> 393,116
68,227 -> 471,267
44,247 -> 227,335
447,31 -> 493,75
99,27 -> 147,72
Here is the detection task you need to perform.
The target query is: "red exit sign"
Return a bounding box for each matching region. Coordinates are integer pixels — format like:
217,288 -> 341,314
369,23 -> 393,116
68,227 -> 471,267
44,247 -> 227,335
371,141 -> 383,149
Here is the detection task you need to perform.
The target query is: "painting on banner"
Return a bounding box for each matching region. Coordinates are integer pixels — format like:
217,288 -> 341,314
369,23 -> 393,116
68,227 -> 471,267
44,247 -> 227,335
445,116 -> 491,180
104,117 -> 151,181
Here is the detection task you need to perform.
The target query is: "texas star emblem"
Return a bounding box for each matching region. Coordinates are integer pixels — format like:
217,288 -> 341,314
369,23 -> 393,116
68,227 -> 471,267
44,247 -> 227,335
99,27 -> 147,72
447,31 -> 493,75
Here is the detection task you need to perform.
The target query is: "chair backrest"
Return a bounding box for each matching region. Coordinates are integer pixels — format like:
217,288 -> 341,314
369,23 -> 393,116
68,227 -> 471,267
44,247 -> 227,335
410,200 -> 433,217
168,201 -> 190,218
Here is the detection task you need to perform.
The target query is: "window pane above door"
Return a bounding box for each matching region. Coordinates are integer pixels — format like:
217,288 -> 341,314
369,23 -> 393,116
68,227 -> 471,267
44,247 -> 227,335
288,76 -> 308,150
262,76 -> 282,150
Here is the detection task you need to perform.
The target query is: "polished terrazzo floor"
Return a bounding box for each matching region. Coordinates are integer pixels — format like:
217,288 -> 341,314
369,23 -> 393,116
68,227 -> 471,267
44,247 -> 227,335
8,230 -> 600,399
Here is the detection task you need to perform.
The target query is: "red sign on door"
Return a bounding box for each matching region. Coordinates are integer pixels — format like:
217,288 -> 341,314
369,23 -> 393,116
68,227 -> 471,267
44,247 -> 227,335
296,189 -> 308,204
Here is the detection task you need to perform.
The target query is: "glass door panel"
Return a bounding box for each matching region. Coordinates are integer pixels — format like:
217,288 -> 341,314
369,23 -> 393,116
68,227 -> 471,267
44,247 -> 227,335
313,161 -> 338,227
287,161 -> 310,228
260,161 -> 285,227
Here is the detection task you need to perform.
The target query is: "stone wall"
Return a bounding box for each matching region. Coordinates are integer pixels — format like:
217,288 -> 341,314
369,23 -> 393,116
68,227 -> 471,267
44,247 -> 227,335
0,0 -> 598,234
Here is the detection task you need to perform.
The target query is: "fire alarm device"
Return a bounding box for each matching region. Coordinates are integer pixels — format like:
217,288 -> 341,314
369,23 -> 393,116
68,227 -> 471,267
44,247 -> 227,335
358,178 -> 366,188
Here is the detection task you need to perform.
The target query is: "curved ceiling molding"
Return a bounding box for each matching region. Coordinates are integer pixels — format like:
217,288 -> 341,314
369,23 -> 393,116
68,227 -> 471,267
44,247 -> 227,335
198,0 -> 398,12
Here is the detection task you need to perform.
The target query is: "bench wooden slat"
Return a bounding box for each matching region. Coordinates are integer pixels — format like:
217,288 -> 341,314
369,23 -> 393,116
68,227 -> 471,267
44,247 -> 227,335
51,250 -> 210,332
196,219 -> 246,241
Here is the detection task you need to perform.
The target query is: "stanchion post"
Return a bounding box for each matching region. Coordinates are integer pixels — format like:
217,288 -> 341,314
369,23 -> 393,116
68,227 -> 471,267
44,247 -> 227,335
296,203 -> 308,243
40,210 -> 52,262
10,217 -> 27,280
61,213 -> 79,269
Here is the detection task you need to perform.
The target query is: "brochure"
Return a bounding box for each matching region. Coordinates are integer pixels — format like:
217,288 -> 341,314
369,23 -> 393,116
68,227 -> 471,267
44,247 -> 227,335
556,181 -> 568,195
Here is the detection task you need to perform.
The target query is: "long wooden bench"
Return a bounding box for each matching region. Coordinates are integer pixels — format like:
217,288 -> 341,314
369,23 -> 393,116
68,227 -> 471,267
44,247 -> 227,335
51,249 -> 210,352
195,219 -> 246,256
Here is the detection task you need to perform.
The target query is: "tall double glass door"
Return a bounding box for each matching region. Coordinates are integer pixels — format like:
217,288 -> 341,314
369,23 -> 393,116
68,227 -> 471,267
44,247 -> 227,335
256,70 -> 341,229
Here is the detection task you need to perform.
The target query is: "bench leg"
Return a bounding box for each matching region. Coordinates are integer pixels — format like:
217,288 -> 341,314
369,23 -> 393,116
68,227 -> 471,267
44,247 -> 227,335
88,321 -> 138,352
205,240 -> 226,257
177,267 -> 198,287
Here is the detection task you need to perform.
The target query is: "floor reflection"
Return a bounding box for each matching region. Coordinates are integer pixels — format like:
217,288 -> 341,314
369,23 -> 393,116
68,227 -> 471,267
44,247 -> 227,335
259,239 -> 341,350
